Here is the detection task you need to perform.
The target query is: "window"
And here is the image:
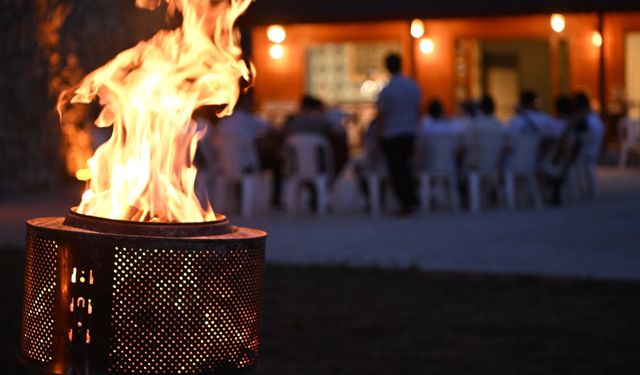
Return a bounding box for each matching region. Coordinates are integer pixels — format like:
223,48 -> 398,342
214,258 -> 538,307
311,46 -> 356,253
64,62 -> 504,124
306,41 -> 401,104
626,32 -> 640,118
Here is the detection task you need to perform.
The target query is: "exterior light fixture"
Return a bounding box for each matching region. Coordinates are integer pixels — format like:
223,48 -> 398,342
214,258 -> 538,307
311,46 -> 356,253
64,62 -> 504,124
410,19 -> 425,39
266,25 -> 286,44
592,31 -> 603,48
419,38 -> 435,55
269,44 -> 284,60
550,13 -> 566,33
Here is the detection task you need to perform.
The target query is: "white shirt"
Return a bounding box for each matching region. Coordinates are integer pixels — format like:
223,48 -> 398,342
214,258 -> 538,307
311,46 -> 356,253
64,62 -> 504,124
420,117 -> 462,136
463,115 -> 508,169
580,112 -> 605,160
508,110 -> 565,139
216,109 -> 268,172
467,114 -> 505,133
218,109 -> 267,140
453,115 -> 475,133
415,117 -> 460,172
377,74 -> 421,138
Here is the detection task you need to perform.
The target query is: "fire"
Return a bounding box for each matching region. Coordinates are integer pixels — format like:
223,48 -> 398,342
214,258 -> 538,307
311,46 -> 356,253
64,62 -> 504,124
58,0 -> 253,222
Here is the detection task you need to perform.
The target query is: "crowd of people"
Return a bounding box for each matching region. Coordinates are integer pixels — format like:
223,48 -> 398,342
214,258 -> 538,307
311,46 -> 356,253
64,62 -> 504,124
194,52 -> 605,216
364,53 -> 604,215
194,93 -> 348,211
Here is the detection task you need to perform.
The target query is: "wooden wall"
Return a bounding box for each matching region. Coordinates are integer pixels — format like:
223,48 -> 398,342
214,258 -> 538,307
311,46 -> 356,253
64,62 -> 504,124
250,13 -> 640,117
251,21 -> 412,108
604,12 -> 640,107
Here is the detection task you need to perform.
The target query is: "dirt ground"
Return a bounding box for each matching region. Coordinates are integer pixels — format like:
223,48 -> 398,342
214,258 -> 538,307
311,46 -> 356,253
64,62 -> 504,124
3,250 -> 639,374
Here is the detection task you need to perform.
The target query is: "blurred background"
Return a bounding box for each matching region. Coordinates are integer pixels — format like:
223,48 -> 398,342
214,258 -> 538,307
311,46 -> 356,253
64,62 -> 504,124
2,1 -> 640,374
3,0 -> 640,192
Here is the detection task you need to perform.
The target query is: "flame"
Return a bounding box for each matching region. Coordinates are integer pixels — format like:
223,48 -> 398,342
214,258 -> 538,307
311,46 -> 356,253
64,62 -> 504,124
58,0 -> 253,222
61,122 -> 93,179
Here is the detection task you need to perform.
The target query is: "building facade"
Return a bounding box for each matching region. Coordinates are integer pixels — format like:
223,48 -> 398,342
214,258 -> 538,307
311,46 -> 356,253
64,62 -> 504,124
244,2 -> 640,138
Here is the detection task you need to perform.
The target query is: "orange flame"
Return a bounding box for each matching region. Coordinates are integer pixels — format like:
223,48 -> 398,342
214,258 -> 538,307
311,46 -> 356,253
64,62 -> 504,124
58,0 -> 253,222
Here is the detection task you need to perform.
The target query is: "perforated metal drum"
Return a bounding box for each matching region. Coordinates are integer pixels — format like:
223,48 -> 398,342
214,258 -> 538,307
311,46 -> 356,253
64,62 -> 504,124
20,211 -> 266,375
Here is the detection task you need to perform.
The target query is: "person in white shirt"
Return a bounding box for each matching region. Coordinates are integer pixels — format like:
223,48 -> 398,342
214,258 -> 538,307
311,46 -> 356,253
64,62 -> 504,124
453,99 -> 479,133
508,90 -> 566,180
508,90 -> 565,139
216,96 -> 268,174
420,99 -> 460,136
463,95 -> 508,170
465,95 -> 505,135
377,53 -> 422,215
544,94 -> 577,205
573,92 -> 605,162
415,99 -> 462,172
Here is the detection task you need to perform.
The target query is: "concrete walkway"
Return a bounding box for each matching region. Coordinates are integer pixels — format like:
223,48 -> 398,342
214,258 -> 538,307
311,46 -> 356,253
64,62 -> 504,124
2,167 -> 639,280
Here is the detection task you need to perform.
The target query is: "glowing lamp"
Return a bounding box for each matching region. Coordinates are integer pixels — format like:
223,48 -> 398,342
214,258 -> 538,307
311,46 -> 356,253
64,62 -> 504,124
550,13 -> 566,33
266,25 -> 286,44
592,31 -> 603,48
419,38 -> 435,55
269,44 -> 284,60
410,19 -> 425,39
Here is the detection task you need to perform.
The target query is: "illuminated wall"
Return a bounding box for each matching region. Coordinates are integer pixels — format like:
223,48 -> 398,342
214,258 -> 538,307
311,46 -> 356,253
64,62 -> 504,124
251,13 -> 640,118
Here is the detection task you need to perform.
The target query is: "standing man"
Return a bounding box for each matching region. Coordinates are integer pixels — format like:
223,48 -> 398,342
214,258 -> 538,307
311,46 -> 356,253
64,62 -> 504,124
377,53 -> 421,215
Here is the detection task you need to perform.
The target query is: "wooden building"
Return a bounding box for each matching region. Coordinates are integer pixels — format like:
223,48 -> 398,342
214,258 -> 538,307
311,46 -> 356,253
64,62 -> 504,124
240,0 -> 640,132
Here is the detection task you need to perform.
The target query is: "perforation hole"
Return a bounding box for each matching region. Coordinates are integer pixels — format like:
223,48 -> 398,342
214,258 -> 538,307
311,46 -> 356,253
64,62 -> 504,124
109,246 -> 263,374
21,236 -> 58,363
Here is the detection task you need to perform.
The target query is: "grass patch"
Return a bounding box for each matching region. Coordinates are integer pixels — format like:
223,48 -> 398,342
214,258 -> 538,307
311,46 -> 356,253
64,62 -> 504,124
3,250 -> 639,374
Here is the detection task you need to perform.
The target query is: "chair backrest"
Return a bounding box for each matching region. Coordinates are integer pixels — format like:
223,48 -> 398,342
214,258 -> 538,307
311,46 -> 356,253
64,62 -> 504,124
619,117 -> 640,143
363,135 -> 386,174
284,133 -> 334,179
509,133 -> 541,173
465,132 -> 506,174
415,132 -> 460,175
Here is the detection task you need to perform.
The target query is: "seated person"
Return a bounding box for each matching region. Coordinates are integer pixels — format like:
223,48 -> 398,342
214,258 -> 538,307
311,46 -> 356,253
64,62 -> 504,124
416,99 -> 462,170
284,95 -> 348,178
284,95 -> 333,137
508,90 -> 565,167
463,95 -> 508,170
420,99 -> 460,136
453,99 -> 479,133
508,90 -> 564,139
283,95 -> 338,212
216,94 -> 268,174
573,92 -> 604,163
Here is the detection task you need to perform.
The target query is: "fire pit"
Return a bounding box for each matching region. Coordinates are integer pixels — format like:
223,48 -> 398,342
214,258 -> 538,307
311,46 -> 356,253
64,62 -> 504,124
21,210 -> 265,374
20,1 -> 264,373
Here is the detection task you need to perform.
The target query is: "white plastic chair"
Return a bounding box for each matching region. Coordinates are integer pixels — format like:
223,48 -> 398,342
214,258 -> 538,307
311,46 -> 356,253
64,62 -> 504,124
504,133 -> 543,209
619,117 -> 640,168
362,136 -> 390,216
283,133 -> 334,217
214,140 -> 260,218
464,132 -> 507,213
415,132 -> 461,213
366,171 -> 388,216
